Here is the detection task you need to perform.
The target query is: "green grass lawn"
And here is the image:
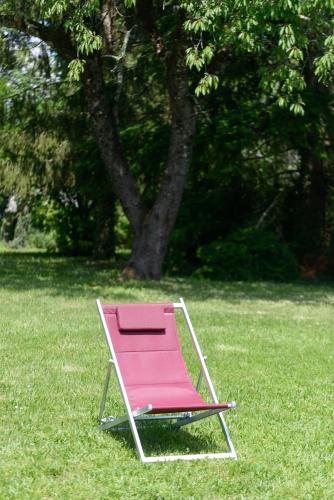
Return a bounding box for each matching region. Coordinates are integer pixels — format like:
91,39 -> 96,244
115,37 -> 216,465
0,251 -> 333,498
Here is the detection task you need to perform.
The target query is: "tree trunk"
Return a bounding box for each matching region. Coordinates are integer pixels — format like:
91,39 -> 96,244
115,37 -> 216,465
124,222 -> 170,279
123,43 -> 196,278
93,187 -> 116,259
289,55 -> 329,261
300,150 -> 327,257
284,148 -> 327,260
82,46 -> 195,279
82,55 -> 145,238
1,15 -> 196,279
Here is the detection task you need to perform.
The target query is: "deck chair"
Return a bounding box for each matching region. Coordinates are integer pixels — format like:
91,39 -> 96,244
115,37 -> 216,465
96,298 -> 237,463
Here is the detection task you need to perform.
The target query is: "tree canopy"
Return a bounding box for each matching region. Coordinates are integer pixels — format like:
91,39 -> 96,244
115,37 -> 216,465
1,1 -> 334,279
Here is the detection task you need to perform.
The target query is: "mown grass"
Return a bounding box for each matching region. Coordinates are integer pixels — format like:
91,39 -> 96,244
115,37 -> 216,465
0,250 -> 333,498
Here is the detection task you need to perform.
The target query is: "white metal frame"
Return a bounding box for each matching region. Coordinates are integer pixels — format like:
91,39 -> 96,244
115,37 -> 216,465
96,297 -> 237,462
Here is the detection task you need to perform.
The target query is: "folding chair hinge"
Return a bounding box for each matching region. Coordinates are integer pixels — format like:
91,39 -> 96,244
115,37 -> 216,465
101,416 -> 114,424
181,412 -> 192,419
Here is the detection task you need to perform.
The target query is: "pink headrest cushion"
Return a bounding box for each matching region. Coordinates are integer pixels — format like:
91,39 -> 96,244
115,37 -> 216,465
116,304 -> 166,332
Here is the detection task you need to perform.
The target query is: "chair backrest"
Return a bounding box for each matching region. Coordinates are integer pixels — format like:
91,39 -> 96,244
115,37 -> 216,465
101,304 -> 193,387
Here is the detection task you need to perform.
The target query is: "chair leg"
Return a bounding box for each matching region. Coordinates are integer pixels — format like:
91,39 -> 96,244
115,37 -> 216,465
98,359 -> 114,422
196,355 -> 207,391
217,412 -> 237,458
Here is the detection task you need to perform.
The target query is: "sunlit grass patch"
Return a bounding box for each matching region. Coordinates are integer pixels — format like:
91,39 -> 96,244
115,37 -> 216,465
0,251 -> 333,498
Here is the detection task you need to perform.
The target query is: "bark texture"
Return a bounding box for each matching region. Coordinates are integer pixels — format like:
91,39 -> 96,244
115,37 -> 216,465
82,54 -> 145,236
93,186 -> 116,259
82,47 -> 195,279
123,45 -> 196,278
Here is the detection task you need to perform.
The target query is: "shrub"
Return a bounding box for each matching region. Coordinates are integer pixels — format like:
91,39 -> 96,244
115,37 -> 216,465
195,228 -> 299,281
7,212 -> 57,252
28,230 -> 57,253
30,196 -> 94,256
7,212 -> 32,248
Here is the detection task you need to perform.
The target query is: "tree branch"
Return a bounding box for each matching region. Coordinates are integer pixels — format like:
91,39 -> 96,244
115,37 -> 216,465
82,54 -> 145,235
112,27 -> 133,131
0,15 -> 76,60
151,33 -> 196,233
101,0 -> 114,54
255,193 -> 281,230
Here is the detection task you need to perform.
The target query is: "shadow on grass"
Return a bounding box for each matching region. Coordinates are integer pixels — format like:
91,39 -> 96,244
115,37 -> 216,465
0,251 -> 333,304
104,421 -> 228,457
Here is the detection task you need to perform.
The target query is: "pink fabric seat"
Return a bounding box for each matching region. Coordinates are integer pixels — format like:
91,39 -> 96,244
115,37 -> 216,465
126,383 -> 229,413
102,303 -> 230,414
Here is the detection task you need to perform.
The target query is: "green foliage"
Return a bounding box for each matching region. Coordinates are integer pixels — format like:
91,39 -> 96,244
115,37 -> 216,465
30,196 -> 94,256
7,211 -> 57,252
28,229 -> 57,252
195,73 -> 219,97
67,58 -> 86,81
0,30 -> 116,258
0,212 -> 17,242
120,121 -> 170,206
315,38 -> 334,84
35,0 -> 103,80
183,0 -> 334,113
195,228 -> 299,281
1,0 -> 334,277
114,202 -> 131,255
7,212 -> 33,249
